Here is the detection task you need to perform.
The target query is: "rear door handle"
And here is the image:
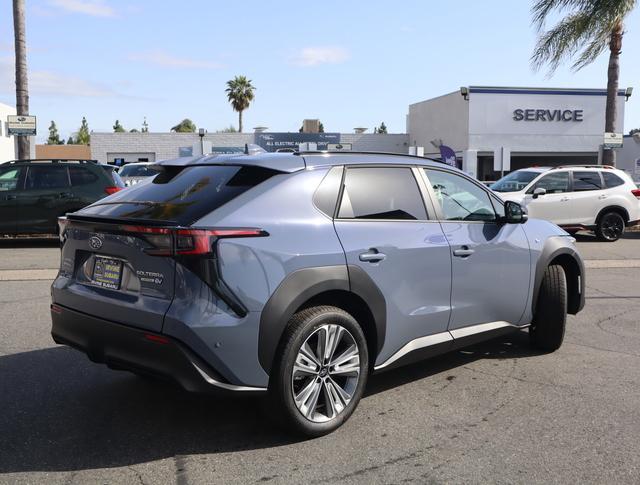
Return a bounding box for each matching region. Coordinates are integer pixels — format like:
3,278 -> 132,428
453,246 -> 475,258
5,194 -> 16,200
598,194 -> 607,200
359,249 -> 386,263
560,197 -> 570,202
59,192 -> 74,198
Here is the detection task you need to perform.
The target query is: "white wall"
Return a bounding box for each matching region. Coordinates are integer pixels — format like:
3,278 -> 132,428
468,89 -> 626,153
615,135 -> 640,182
0,102 -> 17,163
407,91 -> 469,153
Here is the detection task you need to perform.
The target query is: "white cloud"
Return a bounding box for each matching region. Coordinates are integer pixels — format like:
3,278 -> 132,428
292,46 -> 350,67
0,58 -> 119,97
47,0 -> 115,17
127,50 -> 223,69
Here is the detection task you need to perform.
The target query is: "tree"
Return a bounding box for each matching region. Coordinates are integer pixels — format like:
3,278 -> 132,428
141,117 -> 149,133
113,120 -> 125,132
216,125 -> 237,133
375,122 -> 387,134
13,0 -> 29,159
629,128 -> 640,135
66,135 -> 75,145
225,75 -> 255,133
76,117 -> 90,145
47,121 -> 62,145
171,118 -> 196,133
318,122 -> 324,133
129,128 -> 139,132
531,0 -> 637,166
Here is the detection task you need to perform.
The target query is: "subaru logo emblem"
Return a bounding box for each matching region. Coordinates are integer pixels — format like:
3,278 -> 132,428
89,236 -> 103,250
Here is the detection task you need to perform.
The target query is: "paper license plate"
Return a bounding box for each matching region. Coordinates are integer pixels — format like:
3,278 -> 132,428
92,256 -> 123,290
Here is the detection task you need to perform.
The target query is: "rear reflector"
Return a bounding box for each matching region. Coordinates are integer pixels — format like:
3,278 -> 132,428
632,189 -> 640,199
104,186 -> 122,195
144,334 -> 170,344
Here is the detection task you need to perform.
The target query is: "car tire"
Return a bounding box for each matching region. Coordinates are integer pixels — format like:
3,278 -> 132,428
595,211 -> 625,242
529,264 -> 567,352
268,305 -> 369,437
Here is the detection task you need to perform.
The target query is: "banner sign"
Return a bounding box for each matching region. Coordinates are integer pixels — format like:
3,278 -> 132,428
439,145 -> 457,167
255,132 -> 340,152
7,115 -> 36,136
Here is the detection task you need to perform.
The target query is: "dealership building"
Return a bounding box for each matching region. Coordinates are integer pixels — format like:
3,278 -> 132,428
87,85 -> 636,181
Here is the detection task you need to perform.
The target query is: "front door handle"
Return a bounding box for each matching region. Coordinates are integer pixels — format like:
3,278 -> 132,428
560,196 -> 570,202
59,192 -> 74,198
359,249 -> 386,263
453,246 -> 475,258
5,194 -> 16,201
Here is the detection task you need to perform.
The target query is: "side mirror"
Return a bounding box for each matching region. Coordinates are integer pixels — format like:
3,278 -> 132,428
532,187 -> 546,199
504,200 -> 528,224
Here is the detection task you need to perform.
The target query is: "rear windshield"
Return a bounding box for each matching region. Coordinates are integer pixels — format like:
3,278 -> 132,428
78,165 -> 277,225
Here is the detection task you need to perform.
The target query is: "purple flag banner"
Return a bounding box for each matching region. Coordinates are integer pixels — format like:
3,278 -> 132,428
439,145 -> 457,167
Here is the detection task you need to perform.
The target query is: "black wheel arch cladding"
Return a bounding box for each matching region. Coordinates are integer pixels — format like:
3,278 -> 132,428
258,265 -> 386,374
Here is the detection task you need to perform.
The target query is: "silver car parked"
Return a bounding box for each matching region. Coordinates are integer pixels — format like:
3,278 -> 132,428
51,151 -> 585,436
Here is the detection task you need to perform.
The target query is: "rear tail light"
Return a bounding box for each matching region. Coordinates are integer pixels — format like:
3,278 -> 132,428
104,186 -> 122,195
632,189 -> 640,199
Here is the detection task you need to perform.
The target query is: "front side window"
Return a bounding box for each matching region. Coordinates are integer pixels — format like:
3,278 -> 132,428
0,167 -> 21,191
338,167 -> 427,220
530,172 -> 570,194
573,171 -> 603,191
425,169 -> 496,222
25,165 -> 69,190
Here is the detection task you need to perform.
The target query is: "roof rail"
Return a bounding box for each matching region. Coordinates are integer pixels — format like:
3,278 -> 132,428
294,150 -> 442,163
551,164 -> 614,170
2,158 -> 99,165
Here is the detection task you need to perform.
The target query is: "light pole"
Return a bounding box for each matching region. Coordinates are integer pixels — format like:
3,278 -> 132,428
198,128 -> 206,155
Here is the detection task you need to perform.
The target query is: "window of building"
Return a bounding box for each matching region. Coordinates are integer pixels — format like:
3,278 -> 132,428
424,169 -> 496,222
338,167 -> 427,220
572,171 -> 603,191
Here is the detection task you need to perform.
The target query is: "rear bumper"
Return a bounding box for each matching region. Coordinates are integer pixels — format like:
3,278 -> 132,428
50,303 -> 266,394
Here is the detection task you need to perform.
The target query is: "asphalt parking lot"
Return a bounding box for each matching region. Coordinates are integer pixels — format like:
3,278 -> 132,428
1,233 -> 639,484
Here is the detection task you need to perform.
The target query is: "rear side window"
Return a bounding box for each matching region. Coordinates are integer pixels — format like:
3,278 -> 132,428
573,171 -> 603,191
79,165 -> 277,225
120,165 -> 156,177
338,167 -> 427,220
602,171 -> 625,188
69,166 -> 99,186
25,165 -> 69,190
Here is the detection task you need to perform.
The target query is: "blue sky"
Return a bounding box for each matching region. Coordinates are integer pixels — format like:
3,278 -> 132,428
1,0 -> 639,142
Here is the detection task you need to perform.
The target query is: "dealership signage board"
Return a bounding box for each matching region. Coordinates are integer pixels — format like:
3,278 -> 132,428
603,132 -> 623,148
7,115 -> 36,136
255,132 -> 340,152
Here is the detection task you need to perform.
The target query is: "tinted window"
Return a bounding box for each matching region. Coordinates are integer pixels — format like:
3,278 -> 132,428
79,165 -> 277,225
531,172 -> 569,194
490,170 -> 539,192
69,166 -> 99,186
338,167 -> 426,220
603,171 -> 625,188
425,169 -> 496,222
0,167 -> 21,191
25,165 -> 69,190
573,171 -> 603,191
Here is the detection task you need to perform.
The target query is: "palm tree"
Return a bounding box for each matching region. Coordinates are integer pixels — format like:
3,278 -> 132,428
531,0 -> 636,165
13,0 -> 29,159
225,76 -> 255,133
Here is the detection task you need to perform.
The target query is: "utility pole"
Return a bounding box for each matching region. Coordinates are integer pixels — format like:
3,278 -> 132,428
13,0 -> 30,159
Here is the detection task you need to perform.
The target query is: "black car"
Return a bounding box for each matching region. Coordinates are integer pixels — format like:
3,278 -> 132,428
0,159 -> 125,235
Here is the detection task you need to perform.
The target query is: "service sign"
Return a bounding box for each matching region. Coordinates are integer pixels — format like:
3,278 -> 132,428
603,132 -> 623,148
7,115 -> 36,136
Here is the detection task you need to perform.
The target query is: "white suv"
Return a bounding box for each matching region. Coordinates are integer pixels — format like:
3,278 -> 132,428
492,165 -> 640,242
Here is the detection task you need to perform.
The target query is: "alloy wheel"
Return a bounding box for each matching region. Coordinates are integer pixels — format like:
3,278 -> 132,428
291,324 -> 361,423
600,213 -> 624,241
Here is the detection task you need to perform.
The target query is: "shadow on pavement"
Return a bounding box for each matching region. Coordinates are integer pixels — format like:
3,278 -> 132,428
0,237 -> 59,249
574,231 -> 640,243
0,331 -> 538,473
